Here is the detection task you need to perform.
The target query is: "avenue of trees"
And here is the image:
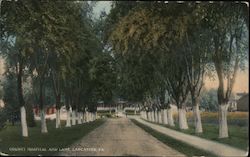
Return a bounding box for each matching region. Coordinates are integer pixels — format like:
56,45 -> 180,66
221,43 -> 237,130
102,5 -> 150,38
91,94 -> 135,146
107,2 -> 248,138
0,1 -> 248,139
0,1 -> 110,136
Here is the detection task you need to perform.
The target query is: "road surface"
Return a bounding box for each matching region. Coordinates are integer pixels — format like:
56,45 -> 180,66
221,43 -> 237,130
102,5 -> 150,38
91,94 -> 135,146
57,117 -> 185,156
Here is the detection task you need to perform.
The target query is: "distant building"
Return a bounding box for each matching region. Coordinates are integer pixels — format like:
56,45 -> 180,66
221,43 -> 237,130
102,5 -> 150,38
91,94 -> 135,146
228,99 -> 237,112
228,92 -> 248,112
237,94 -> 249,111
33,106 -> 56,116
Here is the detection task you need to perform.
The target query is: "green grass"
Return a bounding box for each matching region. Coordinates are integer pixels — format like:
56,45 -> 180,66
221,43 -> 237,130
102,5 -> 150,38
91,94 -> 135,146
0,118 -> 106,156
131,119 -> 217,157
144,119 -> 248,151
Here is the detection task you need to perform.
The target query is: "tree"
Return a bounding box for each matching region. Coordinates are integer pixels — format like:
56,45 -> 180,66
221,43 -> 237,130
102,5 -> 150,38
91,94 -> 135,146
0,0 -> 36,136
2,71 -> 19,126
202,3 -> 248,138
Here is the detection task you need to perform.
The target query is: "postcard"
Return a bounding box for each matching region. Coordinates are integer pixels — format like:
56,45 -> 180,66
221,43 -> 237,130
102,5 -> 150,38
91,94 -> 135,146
0,1 -> 249,156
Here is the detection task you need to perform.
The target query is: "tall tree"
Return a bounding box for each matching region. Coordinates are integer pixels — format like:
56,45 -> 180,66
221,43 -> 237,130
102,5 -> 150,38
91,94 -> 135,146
202,3 -> 248,138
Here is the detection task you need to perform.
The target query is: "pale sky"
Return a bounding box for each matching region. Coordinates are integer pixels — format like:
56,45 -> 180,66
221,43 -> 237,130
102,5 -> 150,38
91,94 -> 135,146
92,1 -> 111,18
204,69 -> 249,93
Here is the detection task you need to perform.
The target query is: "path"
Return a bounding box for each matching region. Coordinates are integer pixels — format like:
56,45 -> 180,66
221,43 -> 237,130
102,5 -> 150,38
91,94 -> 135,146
131,116 -> 248,157
57,117 -> 185,156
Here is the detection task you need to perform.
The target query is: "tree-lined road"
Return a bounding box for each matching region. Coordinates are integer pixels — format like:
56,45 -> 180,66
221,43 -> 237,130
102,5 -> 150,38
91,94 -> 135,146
58,118 -> 185,156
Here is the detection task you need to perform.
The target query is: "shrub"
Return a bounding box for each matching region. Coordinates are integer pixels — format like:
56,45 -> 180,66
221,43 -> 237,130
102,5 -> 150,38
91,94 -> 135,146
0,108 -> 7,130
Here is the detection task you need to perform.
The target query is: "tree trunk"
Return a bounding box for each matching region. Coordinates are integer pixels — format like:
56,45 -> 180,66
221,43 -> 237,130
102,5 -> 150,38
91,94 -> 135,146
91,113 -> 94,121
154,110 -> 158,123
17,63 -> 28,137
86,112 -> 89,122
72,110 -> 76,125
194,104 -> 203,133
56,109 -> 61,128
81,112 -> 84,123
218,104 -> 229,138
147,112 -> 151,121
163,109 -> 168,125
55,95 -> 61,129
40,108 -> 48,133
85,112 -> 87,122
158,110 -> 162,124
152,111 -> 155,122
66,110 -> 71,127
178,107 -> 188,129
82,112 -> 86,123
167,108 -> 175,126
20,106 -> 28,137
77,112 -> 82,124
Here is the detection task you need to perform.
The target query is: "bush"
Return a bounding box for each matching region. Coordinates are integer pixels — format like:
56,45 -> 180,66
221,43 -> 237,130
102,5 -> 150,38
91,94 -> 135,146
26,103 -> 36,127
0,108 -> 7,130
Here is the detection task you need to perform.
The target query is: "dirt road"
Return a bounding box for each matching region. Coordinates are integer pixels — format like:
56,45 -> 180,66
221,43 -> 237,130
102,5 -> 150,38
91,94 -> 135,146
58,117 -> 185,156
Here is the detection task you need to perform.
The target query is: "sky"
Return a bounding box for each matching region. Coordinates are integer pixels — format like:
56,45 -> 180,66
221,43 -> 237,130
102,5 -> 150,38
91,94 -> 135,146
92,1 -> 112,18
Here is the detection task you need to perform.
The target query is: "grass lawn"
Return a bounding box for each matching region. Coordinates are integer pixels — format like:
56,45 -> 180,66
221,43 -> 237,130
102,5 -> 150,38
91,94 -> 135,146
131,119 -> 217,157
162,122 -> 248,151
0,118 -> 106,156
143,112 -> 248,151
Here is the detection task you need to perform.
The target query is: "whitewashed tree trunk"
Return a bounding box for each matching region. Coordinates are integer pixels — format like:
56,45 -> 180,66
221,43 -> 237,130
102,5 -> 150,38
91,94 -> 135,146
194,104 -> 203,133
167,108 -> 175,126
218,104 -> 229,138
66,110 -> 71,127
158,110 -> 162,124
82,112 -> 86,123
81,112 -> 84,123
178,108 -> 188,129
86,112 -> 89,122
160,110 -> 164,124
88,112 -> 90,122
77,112 -> 82,124
72,110 -> 76,125
163,109 -> 168,125
148,112 -> 151,121
89,112 -> 92,121
152,111 -> 155,122
40,109 -> 48,133
155,111 -> 158,123
20,106 -> 28,137
56,109 -> 61,128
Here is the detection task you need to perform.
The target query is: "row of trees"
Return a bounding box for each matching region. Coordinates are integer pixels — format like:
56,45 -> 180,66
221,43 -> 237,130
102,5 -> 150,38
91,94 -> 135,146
0,1 -> 115,136
105,2 -> 248,138
0,1 -> 248,139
